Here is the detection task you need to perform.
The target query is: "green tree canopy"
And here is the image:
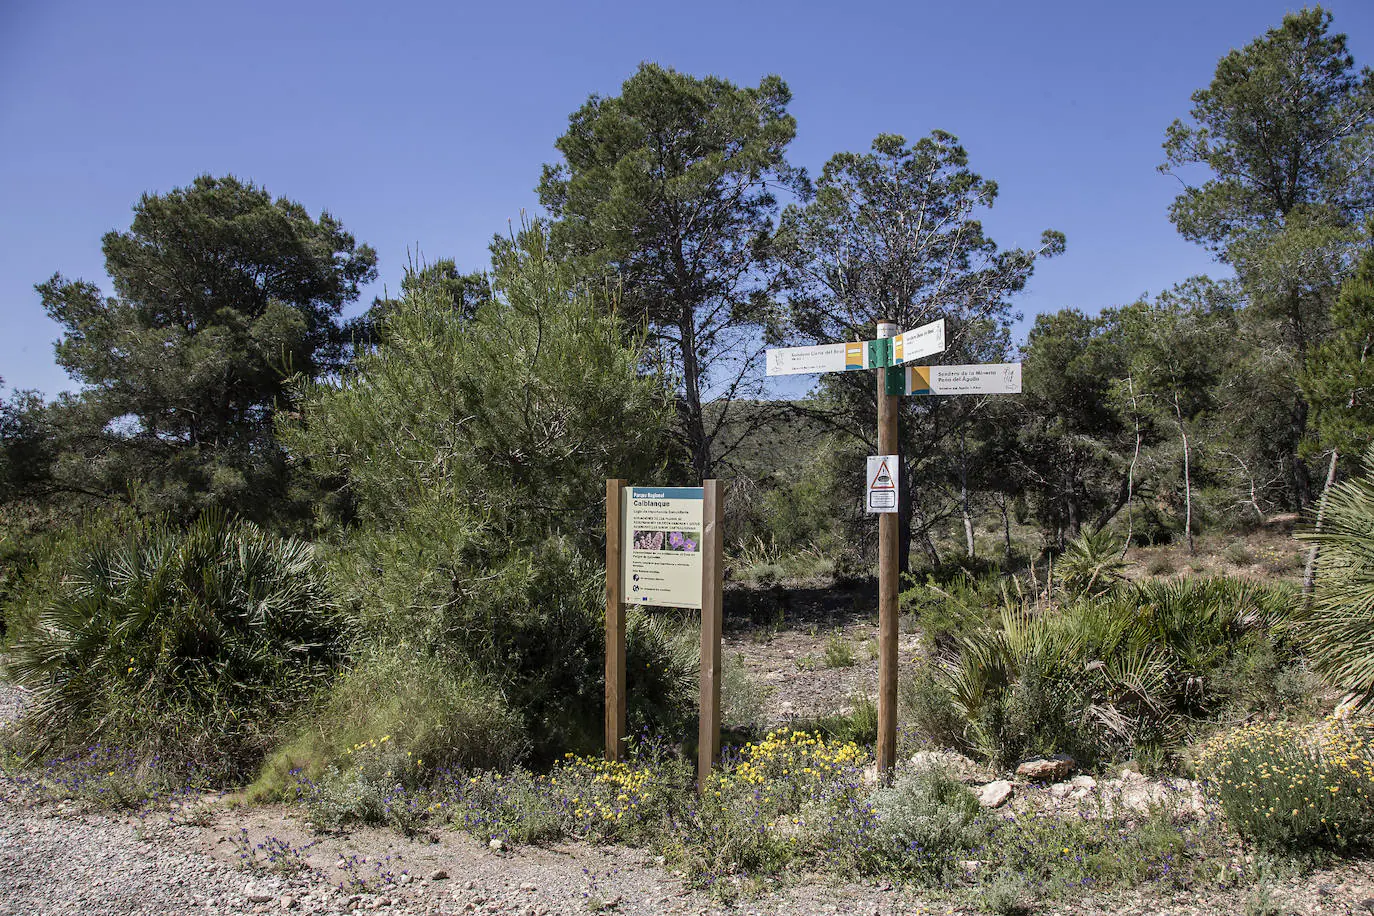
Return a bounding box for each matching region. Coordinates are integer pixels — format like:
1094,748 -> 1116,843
1162,6 -> 1374,507
34,175 -> 377,526
538,63 -> 802,479
774,131 -> 1063,569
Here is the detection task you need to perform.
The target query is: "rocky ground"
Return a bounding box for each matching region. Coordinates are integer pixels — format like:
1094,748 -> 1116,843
6,649 -> 1374,914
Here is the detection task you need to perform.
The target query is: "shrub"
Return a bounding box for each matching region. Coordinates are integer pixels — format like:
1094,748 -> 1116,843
870,766 -> 984,877
899,566 -> 1011,652
1296,456 -> 1374,706
721,652 -> 772,732
1146,554 -> 1176,576
1223,540 -> 1255,566
900,663 -> 971,753
931,576 -> 1297,769
5,512 -> 341,780
252,649 -> 526,801
1056,528 -> 1126,598
1195,715 -> 1374,854
823,631 -> 856,668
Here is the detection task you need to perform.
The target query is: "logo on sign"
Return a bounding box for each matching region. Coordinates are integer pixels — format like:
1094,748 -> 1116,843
868,457 -> 897,510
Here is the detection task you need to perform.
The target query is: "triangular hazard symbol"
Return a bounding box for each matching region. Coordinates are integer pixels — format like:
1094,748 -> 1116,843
870,459 -> 896,490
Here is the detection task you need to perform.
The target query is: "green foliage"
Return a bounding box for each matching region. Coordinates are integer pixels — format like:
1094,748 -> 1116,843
870,766 -> 984,877
822,631 -> 856,668
930,577 -> 1296,768
287,224 -> 689,759
540,63 -> 801,478
251,649 -> 526,801
33,175 -> 376,527
1056,528 -> 1126,598
1162,8 -> 1373,510
1297,449 -> 1374,705
1196,717 -> 1374,854
899,566 -> 1011,652
1300,245 -> 1374,463
5,512 -> 341,780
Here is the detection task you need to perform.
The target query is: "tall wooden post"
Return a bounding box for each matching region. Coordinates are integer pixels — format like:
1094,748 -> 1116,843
605,479 -> 627,762
698,479 -> 725,784
876,321 -> 900,779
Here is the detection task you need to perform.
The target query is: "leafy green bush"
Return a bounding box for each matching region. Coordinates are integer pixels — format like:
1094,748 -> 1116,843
285,224 -> 693,762
5,512 -> 341,780
1196,716 -> 1374,854
899,566 -> 1011,652
930,576 -> 1297,769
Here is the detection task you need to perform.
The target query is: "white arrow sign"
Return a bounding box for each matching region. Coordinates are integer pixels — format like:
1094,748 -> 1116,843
905,363 -> 1022,395
765,340 -> 875,376
893,318 -> 945,365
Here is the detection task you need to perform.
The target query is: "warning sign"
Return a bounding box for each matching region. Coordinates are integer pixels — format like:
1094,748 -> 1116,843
866,455 -> 899,514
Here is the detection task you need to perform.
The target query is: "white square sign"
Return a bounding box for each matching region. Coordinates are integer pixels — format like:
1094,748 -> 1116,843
866,455 -> 899,513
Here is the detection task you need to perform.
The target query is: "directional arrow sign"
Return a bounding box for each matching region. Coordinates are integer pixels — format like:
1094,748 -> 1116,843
766,340 -> 882,376
905,363 -> 1022,395
892,319 -> 945,365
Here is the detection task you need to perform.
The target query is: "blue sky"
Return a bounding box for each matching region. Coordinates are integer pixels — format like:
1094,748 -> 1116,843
2,0 -> 1371,397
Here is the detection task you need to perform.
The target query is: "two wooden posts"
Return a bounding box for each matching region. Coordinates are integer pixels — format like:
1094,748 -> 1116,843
602,319 -> 1022,783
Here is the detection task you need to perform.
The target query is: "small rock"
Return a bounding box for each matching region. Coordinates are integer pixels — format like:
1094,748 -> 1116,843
520,883 -> 537,892
1070,775 -> 1097,789
398,873 -> 412,885
653,856 -> 666,867
958,859 -> 981,880
977,779 -> 1013,808
1049,782 -> 1071,800
1360,897 -> 1374,914
280,896 -> 298,911
488,839 -> 505,852
1015,755 -> 1074,783
429,870 -> 449,881
464,881 -> 477,890
246,889 -> 274,904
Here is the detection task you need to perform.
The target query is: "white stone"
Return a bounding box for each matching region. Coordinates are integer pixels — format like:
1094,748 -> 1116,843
977,779 -> 1013,808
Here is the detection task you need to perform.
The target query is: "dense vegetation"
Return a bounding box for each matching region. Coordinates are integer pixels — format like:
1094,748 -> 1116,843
3,6 -> 1374,909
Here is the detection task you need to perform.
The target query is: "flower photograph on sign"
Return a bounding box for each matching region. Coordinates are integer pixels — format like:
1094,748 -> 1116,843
666,531 -> 700,552
631,530 -> 666,551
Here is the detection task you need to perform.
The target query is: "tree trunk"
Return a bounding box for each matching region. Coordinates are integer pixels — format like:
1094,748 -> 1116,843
960,430 -> 975,558
1290,394 -> 1312,510
897,457 -> 913,578
1303,448 -> 1340,598
1174,390 -> 1194,556
677,305 -> 709,480
1001,493 -> 1013,565
1122,375 -> 1141,560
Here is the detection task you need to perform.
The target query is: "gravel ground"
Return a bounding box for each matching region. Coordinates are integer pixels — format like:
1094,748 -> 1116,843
7,661 -> 1374,916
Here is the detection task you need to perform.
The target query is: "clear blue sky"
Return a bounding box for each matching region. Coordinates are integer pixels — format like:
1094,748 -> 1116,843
2,0 -> 1371,397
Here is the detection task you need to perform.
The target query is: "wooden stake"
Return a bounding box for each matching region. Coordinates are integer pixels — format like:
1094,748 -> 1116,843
698,479 -> 725,785
605,478 -> 627,762
876,321 -> 900,780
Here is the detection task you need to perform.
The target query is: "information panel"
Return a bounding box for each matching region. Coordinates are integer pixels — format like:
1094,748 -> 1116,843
906,363 -> 1022,396
620,487 -> 704,609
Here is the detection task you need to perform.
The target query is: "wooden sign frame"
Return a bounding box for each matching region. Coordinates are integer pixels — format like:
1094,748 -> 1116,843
605,479 -> 724,784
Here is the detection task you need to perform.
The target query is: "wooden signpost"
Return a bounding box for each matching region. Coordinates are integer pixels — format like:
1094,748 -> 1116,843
605,479 -> 724,784
766,318 -> 1022,779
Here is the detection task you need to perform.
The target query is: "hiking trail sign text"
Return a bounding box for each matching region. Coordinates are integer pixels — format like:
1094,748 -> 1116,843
620,486 -> 704,610
905,363 -> 1022,395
